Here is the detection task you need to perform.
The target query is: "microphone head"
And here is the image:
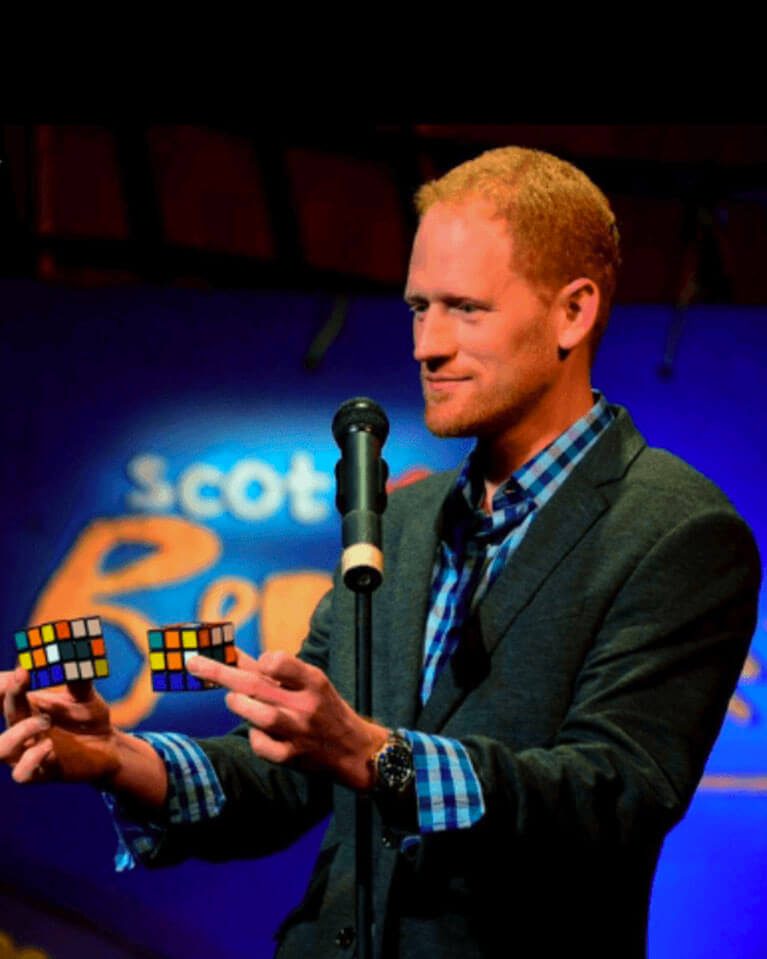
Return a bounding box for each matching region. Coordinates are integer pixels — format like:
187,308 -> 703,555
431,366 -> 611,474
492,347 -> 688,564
332,397 -> 389,447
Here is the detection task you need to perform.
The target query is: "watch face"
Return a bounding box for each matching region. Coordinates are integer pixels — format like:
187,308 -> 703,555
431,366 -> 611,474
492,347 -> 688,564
378,740 -> 413,791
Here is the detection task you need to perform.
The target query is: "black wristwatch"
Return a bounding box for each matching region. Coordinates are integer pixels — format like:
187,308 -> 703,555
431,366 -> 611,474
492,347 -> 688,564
370,731 -> 414,794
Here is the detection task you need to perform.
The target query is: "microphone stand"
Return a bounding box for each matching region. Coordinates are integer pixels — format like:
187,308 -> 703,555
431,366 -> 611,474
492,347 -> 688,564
332,398 -> 389,959
353,574 -> 375,959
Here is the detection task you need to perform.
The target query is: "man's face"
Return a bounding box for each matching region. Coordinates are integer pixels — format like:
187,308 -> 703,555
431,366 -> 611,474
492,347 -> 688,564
405,198 -> 560,443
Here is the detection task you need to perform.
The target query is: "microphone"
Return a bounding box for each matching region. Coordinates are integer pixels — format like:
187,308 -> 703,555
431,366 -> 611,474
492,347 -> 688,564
332,397 -> 390,591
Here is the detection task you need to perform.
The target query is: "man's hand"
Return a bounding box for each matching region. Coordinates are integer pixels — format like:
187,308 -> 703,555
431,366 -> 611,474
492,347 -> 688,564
187,649 -> 389,791
1,668 -> 167,808
0,666 -> 120,784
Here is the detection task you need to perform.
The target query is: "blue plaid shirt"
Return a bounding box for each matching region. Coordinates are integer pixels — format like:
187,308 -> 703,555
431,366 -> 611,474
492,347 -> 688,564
106,731 -> 225,870
110,394 -> 613,868
401,392 -> 614,833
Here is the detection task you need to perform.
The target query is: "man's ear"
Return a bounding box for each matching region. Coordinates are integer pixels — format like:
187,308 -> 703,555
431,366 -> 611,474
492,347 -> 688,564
555,278 -> 600,354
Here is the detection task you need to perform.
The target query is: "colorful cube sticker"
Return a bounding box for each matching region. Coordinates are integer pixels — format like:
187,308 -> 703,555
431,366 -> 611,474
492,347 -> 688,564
14,617 -> 109,690
148,622 -> 236,692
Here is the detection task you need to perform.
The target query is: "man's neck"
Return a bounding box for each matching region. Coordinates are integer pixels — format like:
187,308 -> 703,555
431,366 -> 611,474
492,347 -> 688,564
478,384 -> 596,513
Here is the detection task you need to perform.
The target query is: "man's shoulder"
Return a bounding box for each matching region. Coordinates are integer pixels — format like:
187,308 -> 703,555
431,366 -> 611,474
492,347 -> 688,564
575,413 -> 760,587
587,405 -> 744,522
624,443 -> 742,518
382,468 -> 457,536
594,439 -> 759,569
390,467 -> 458,503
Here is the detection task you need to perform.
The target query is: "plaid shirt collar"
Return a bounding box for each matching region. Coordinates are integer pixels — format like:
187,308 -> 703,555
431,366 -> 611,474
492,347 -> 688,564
440,392 -> 614,553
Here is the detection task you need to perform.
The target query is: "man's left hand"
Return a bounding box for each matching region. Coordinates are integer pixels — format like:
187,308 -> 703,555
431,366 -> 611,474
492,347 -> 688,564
187,649 -> 389,791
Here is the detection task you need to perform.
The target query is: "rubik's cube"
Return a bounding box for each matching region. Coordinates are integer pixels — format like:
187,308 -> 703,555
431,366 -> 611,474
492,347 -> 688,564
148,622 -> 236,692
14,617 -> 109,690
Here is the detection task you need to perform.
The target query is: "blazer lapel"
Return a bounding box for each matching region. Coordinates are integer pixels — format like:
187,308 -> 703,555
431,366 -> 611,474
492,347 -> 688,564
373,470 -> 457,729
415,406 -> 646,733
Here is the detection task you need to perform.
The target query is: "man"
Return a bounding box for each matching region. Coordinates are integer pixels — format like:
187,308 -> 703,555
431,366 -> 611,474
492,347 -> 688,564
0,147 -> 761,958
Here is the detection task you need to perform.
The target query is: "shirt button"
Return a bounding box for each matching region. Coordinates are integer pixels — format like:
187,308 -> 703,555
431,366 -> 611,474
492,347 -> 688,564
381,828 -> 397,849
334,927 -> 355,949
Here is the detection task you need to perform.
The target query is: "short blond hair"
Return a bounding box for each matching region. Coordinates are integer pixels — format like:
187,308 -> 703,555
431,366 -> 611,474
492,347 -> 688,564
415,146 -> 620,349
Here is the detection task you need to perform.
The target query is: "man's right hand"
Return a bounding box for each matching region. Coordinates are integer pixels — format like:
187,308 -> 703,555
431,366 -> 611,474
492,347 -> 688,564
0,668 -> 167,808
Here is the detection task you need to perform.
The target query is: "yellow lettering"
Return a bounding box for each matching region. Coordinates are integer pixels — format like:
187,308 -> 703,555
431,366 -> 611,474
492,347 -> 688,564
30,516 -> 221,727
198,576 -> 260,636
0,930 -> 50,959
701,774 -> 767,793
740,651 -> 761,682
260,571 -> 332,655
727,653 -> 762,724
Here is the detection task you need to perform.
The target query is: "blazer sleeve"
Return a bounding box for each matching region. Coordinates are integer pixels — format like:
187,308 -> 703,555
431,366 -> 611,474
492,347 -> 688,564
457,507 -> 761,852
142,590 -> 336,866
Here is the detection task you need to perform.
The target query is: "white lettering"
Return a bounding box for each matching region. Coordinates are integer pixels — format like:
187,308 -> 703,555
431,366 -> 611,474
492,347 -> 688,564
126,449 -> 333,524
224,460 -> 284,521
126,455 -> 175,511
178,464 -> 225,519
285,451 -> 331,523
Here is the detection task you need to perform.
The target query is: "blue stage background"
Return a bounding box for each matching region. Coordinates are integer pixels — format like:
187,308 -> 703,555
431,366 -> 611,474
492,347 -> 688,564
0,277 -> 765,958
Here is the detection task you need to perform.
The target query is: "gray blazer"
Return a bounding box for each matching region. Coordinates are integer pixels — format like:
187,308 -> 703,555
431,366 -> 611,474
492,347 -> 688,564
157,407 -> 761,958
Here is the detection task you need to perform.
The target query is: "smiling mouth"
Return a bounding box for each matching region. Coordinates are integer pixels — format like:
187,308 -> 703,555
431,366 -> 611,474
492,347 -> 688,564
422,374 -> 471,384
422,376 -> 470,399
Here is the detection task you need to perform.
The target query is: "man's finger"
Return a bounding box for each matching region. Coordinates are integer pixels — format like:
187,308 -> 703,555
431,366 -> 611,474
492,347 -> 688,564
232,647 -> 260,672
247,725 -> 294,765
12,737 -> 55,783
3,669 -> 32,727
257,651 -> 317,690
27,695 -> 98,725
200,646 -> 280,682
0,714 -> 51,763
186,656 -> 252,692
224,691 -> 293,738
187,657 -> 297,706
66,679 -> 95,704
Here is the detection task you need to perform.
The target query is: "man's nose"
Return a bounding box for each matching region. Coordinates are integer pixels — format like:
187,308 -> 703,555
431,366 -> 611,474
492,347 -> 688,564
412,308 -> 457,363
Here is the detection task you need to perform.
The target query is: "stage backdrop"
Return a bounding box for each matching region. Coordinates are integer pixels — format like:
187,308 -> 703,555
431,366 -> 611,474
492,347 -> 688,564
0,277 -> 765,959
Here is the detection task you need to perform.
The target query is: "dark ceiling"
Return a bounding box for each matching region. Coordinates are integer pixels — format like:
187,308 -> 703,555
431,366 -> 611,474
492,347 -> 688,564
2,124 -> 766,305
